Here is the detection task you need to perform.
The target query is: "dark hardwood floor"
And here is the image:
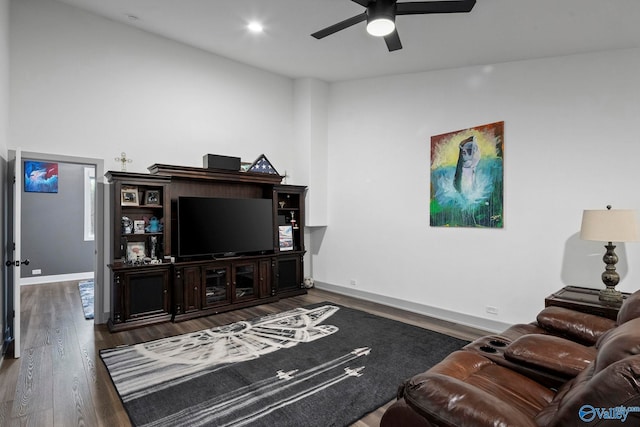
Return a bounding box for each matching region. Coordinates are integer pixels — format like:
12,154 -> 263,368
0,281 -> 486,426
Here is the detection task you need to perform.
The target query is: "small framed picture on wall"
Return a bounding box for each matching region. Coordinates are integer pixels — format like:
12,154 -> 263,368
24,161 -> 59,193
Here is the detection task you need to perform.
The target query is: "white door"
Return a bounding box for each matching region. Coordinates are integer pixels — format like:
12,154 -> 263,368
6,149 -> 23,358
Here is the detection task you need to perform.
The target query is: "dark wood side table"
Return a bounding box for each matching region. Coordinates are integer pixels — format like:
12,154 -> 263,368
545,286 -> 630,320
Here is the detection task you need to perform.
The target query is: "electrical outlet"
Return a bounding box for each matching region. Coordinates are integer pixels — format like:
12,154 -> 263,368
350,279 -> 357,286
485,306 -> 499,315
32,269 -> 42,275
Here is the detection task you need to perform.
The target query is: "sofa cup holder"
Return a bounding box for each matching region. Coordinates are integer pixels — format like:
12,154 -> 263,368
489,339 -> 508,347
480,345 -> 498,353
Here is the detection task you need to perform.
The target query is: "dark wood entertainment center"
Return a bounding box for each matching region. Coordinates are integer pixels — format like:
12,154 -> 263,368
106,163 -> 307,331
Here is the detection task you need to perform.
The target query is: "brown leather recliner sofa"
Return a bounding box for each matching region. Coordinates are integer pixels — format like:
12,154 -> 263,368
380,290 -> 640,427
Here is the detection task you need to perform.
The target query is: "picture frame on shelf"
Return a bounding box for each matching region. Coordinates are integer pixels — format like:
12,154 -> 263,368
121,186 -> 139,206
278,225 -> 294,251
126,241 -> 145,262
133,220 -> 145,234
144,190 -> 160,206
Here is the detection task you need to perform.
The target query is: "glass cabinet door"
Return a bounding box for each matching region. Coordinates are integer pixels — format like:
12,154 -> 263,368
204,266 -> 229,306
234,263 -> 256,300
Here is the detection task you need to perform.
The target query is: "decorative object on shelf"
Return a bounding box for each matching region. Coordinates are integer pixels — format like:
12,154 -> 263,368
145,217 -> 162,233
133,220 -> 145,234
115,152 -> 133,172
430,121 -> 504,228
24,161 -> 59,193
580,205 -> 639,305
278,225 -> 294,251
290,211 -> 298,229
144,190 -> 160,205
279,201 -> 286,209
126,241 -> 145,263
121,186 -> 139,206
149,235 -> 158,260
282,170 -> 290,184
248,154 -> 279,175
303,277 -> 315,289
240,162 -> 252,172
121,216 -> 133,234
119,236 -> 128,258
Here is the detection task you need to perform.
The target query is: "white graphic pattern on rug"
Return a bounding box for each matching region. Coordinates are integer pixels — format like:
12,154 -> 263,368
101,305 -> 345,404
143,347 -> 370,427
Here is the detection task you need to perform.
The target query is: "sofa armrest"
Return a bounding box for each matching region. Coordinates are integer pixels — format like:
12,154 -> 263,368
504,334 -> 596,377
536,306 -> 615,345
403,373 -> 540,427
398,351 -> 553,427
380,398 -> 437,427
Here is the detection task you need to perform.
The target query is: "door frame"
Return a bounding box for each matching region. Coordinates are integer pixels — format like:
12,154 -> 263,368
9,150 -> 106,324
3,151 -> 19,357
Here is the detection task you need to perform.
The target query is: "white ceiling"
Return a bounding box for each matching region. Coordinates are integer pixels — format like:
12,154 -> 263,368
54,0 -> 640,82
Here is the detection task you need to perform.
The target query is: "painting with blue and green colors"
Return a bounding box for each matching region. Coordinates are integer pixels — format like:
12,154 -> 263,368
430,121 -> 504,228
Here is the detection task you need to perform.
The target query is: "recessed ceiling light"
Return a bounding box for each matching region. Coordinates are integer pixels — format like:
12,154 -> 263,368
247,21 -> 264,33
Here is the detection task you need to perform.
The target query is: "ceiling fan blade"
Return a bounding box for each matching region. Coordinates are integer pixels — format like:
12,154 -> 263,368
396,0 -> 476,15
350,0 -> 370,6
384,30 -> 402,51
311,12 -> 368,39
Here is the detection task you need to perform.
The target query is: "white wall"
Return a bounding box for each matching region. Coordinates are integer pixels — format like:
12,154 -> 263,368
293,78 -> 329,227
9,0 -> 295,176
314,48 -> 640,329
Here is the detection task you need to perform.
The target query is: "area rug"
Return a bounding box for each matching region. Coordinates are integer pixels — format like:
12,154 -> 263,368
78,279 -> 94,319
100,303 -> 468,427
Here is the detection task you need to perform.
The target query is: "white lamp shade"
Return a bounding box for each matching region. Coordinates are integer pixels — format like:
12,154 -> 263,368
580,209 -> 639,243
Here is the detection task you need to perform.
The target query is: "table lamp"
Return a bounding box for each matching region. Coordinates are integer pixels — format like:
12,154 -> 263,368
580,205 -> 639,305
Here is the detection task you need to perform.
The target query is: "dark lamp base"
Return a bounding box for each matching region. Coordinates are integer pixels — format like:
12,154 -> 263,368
599,287 -> 623,306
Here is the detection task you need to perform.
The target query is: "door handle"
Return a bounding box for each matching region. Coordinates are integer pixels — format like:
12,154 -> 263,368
5,259 -> 30,267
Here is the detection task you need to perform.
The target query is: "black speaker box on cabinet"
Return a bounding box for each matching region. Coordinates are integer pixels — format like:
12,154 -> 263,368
203,154 -> 241,171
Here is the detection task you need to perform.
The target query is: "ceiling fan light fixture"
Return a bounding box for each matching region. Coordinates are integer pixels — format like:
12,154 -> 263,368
366,17 -> 395,37
311,0 -> 476,51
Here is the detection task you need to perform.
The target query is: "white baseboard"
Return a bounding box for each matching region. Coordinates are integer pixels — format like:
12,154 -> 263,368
315,281 -> 510,334
20,272 -> 94,286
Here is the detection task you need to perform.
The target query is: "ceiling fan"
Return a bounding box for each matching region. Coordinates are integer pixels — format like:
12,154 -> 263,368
311,0 -> 476,52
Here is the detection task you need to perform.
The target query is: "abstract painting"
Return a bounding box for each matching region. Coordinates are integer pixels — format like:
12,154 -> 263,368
430,121 -> 504,228
24,161 -> 59,193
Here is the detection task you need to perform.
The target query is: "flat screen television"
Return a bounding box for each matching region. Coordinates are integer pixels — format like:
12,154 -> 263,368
177,196 -> 274,258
